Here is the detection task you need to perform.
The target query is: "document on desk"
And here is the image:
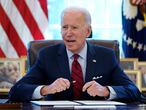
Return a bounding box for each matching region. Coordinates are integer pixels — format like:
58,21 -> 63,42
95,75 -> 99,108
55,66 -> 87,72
74,105 -> 117,109
75,100 -> 126,105
31,100 -> 80,106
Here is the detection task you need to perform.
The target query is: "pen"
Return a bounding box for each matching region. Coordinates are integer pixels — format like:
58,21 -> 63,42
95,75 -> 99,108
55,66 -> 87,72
71,80 -> 76,83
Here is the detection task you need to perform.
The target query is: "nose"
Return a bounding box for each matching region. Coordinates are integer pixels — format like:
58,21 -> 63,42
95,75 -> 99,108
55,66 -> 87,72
66,27 -> 73,36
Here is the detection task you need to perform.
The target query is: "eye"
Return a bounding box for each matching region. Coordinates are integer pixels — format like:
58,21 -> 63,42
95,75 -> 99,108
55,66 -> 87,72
72,26 -> 78,29
62,25 -> 68,30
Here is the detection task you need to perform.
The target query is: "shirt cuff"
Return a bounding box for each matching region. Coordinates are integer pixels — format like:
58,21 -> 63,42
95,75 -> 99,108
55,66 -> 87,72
106,86 -> 117,100
32,85 -> 44,99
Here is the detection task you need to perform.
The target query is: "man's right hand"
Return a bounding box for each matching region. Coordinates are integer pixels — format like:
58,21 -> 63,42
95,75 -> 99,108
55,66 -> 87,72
40,78 -> 70,96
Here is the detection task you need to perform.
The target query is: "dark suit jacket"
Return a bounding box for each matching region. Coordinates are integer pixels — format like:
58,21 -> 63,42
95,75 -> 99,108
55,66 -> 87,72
9,42 -> 141,102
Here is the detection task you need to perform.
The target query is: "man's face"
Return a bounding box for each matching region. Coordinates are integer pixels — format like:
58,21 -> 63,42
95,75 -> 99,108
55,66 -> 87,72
61,11 -> 91,53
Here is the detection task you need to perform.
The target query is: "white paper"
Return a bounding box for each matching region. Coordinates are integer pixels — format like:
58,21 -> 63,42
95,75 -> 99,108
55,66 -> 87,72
54,105 -> 116,109
0,99 -> 8,103
75,100 -> 126,105
31,100 -> 80,106
74,105 -> 116,109
53,105 -> 74,108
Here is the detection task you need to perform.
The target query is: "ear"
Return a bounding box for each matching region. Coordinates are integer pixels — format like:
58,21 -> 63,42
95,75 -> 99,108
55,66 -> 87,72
86,26 -> 92,38
88,28 -> 92,38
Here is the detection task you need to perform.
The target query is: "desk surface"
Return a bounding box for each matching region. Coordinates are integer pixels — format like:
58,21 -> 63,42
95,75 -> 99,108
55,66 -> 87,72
0,103 -> 146,110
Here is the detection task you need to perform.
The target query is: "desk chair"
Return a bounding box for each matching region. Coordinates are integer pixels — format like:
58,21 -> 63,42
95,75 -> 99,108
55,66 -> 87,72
27,39 -> 119,68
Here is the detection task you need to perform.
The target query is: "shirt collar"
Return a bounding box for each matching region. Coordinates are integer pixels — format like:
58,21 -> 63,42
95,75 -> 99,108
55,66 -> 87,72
66,42 -> 87,60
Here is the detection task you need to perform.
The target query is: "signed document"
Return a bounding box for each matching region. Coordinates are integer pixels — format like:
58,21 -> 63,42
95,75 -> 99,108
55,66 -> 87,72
31,100 -> 80,106
75,100 -> 126,105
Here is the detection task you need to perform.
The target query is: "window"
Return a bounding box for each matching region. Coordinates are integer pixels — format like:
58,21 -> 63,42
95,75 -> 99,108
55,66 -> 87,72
47,0 -> 123,55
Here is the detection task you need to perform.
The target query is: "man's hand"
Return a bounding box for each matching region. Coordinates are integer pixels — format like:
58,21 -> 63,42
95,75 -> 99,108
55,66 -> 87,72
130,0 -> 146,5
82,81 -> 110,97
40,78 -> 70,96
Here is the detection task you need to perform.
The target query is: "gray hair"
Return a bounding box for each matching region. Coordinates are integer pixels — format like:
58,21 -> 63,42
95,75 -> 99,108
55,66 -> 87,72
61,7 -> 91,26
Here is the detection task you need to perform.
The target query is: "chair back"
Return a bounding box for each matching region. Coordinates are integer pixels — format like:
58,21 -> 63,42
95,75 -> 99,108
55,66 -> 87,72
28,40 -> 119,68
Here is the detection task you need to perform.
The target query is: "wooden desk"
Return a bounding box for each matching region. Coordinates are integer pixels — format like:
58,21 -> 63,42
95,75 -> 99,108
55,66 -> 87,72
0,103 -> 146,110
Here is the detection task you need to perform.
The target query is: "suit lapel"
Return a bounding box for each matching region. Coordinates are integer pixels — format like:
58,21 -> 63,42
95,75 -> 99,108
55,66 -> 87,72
85,43 -> 98,83
56,44 -> 73,99
57,44 -> 71,81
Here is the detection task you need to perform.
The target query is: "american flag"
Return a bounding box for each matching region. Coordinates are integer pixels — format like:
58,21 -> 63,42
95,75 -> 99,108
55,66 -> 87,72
122,0 -> 146,61
0,0 -> 49,58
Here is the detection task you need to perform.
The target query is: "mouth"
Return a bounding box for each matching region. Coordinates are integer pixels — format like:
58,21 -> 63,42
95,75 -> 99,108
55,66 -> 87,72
66,39 -> 76,43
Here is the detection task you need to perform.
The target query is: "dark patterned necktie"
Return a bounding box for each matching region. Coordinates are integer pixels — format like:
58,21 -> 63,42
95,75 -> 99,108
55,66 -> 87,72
71,54 -> 84,99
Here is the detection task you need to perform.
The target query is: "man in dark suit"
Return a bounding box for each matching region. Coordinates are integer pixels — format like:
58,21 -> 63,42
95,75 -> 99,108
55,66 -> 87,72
9,7 -> 141,102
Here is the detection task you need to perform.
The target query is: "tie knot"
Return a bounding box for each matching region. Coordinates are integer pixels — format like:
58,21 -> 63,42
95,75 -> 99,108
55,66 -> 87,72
73,54 -> 79,60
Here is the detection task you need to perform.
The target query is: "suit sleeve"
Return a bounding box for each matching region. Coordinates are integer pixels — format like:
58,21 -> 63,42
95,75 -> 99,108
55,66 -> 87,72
109,50 -> 141,102
9,49 -> 48,102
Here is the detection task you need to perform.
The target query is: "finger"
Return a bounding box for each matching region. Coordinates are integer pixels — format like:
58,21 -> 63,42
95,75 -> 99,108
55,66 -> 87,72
62,78 -> 70,89
55,81 -> 66,91
131,0 -> 141,5
136,0 -> 142,4
89,91 -> 96,97
55,78 -> 70,91
49,79 -> 65,94
87,87 -> 92,94
58,78 -> 70,90
56,88 -> 62,92
51,86 -> 58,94
87,88 -> 96,97
54,82 -> 65,92
85,82 -> 103,96
82,81 -> 94,92
86,83 -> 96,93
51,80 -> 63,93
58,79 -> 67,89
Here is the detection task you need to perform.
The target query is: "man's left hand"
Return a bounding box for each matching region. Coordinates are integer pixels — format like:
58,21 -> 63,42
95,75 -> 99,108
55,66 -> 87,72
82,81 -> 110,97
